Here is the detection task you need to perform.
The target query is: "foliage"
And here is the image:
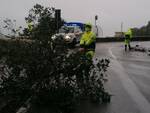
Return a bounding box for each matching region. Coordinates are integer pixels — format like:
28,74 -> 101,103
2,18 -> 22,37
132,21 -> 150,36
0,39 -> 110,113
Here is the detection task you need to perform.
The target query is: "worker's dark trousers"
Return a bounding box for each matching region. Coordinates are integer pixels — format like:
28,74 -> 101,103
125,44 -> 131,51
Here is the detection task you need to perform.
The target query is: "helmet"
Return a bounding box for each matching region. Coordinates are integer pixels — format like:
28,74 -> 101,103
85,23 -> 92,28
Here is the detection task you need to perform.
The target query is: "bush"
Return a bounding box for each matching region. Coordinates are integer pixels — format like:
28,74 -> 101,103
0,39 -> 110,113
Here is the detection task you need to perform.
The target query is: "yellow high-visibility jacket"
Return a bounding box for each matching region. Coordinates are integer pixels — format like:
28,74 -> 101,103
80,31 -> 96,48
80,31 -> 96,59
124,28 -> 132,45
125,28 -> 132,39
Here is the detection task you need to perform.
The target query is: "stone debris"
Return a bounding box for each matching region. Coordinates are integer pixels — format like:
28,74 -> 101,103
132,45 -> 150,56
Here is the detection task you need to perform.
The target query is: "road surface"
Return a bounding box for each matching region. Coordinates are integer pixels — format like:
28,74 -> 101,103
80,42 -> 150,113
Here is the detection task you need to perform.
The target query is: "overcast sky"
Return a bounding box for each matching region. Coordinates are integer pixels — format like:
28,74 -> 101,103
0,0 -> 150,36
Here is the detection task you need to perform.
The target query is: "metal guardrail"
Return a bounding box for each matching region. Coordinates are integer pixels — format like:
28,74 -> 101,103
96,36 -> 150,42
1,36 -> 150,43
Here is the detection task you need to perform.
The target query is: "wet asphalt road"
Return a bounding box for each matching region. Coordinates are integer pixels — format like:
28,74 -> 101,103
85,42 -> 150,113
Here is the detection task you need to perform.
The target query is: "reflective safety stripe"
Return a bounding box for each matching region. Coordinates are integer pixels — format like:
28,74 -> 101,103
87,48 -> 95,51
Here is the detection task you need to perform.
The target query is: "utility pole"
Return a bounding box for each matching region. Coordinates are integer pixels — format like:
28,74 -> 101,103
95,15 -> 98,36
55,9 -> 61,33
121,22 -> 123,37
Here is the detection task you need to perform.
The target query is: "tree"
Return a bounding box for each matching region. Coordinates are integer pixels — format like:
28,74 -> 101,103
23,4 -> 64,41
132,21 -> 150,36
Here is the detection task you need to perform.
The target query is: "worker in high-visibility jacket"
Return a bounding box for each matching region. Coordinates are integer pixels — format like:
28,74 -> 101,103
124,28 -> 132,51
79,23 -> 96,60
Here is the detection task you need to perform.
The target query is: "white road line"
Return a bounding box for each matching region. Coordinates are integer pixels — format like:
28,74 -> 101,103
108,47 -> 117,60
109,47 -> 150,113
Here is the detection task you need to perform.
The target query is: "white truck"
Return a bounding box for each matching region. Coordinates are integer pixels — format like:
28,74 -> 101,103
51,25 -> 83,47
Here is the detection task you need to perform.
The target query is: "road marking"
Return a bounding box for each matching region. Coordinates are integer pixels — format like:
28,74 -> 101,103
108,47 -> 117,60
109,47 -> 150,113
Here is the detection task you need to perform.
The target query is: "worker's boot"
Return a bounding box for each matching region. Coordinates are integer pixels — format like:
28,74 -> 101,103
125,45 -> 127,51
129,44 -> 131,51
